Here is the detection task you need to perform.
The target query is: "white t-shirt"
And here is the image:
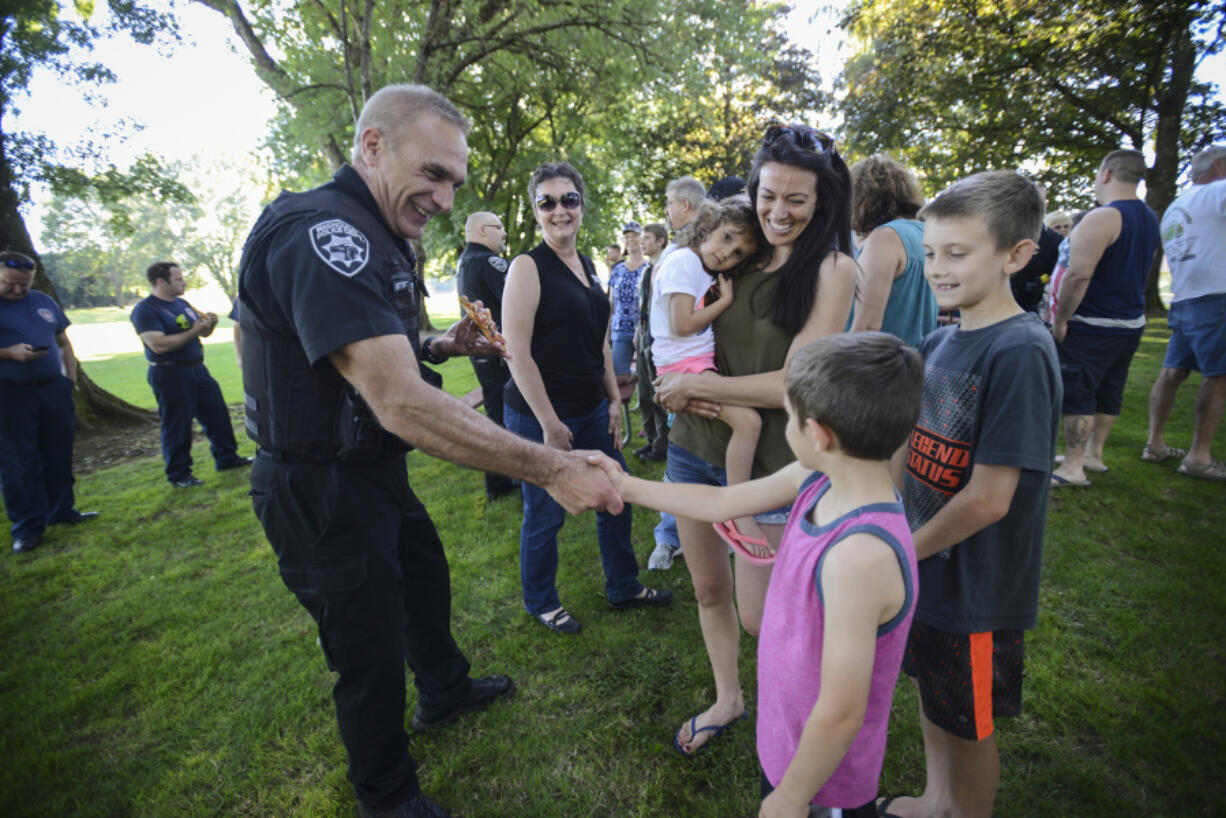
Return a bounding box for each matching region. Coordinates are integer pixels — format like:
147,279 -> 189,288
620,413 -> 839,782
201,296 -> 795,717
649,246 -> 716,367
1161,178 -> 1226,302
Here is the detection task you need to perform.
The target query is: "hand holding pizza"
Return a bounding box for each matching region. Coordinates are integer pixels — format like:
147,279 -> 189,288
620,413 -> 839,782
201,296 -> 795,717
459,296 -> 507,351
435,297 -> 509,360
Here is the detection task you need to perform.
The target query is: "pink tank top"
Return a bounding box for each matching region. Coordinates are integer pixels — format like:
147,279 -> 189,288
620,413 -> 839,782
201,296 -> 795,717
757,473 -> 918,807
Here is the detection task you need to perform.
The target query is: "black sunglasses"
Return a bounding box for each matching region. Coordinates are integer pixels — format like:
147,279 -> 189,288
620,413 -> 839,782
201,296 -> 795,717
3,258 -> 35,270
535,191 -> 583,212
763,122 -> 836,157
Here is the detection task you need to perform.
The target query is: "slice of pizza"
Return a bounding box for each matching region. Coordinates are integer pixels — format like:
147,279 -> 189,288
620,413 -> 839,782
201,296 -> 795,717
459,295 -> 507,349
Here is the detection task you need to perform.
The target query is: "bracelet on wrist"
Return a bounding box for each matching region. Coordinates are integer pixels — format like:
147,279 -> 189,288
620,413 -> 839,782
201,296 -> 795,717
421,336 -> 447,364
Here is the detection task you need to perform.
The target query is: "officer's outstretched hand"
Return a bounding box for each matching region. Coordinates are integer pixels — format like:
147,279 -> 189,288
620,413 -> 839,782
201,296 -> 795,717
545,449 -> 626,515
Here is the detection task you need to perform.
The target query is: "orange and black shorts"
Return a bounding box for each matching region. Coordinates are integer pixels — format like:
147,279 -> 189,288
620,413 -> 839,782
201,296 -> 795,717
902,620 -> 1024,741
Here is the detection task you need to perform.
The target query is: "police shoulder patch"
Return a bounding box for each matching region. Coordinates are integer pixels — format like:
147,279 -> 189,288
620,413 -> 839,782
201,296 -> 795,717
487,256 -> 508,273
310,219 -> 370,277
37,308 -> 55,323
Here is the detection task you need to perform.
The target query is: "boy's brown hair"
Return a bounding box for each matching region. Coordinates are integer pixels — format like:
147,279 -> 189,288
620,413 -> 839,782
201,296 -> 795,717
918,170 -> 1044,250
785,332 -> 924,460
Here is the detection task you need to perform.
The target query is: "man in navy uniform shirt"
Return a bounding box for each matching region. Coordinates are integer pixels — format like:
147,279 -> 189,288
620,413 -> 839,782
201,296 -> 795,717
237,84 -> 630,818
457,210 -> 516,500
130,261 -> 250,487
0,251 -> 97,554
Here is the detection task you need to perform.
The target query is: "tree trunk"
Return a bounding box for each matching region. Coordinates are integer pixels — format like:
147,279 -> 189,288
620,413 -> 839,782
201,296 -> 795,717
1143,20 -> 1197,316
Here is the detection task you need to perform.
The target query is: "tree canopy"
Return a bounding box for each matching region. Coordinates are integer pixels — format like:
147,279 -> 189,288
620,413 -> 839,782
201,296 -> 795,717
838,0 -> 1226,204
837,0 -> 1225,310
195,0 -> 823,269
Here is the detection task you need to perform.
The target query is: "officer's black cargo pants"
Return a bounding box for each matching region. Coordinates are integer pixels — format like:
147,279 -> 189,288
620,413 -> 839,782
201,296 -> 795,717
251,452 -> 472,808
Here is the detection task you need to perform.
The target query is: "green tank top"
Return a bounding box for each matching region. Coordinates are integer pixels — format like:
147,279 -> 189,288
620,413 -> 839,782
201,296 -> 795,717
671,267 -> 797,478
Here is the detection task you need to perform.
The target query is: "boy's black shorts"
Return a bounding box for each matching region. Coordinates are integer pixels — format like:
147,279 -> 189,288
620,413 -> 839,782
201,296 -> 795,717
903,621 -> 1024,741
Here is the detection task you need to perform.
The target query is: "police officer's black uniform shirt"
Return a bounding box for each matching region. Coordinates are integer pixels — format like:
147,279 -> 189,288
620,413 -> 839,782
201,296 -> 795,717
238,164 -> 434,459
457,241 -> 508,328
245,165 -> 419,369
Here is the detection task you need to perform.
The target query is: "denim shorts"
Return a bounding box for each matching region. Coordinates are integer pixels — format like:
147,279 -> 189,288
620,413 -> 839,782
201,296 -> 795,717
1164,293 -> 1226,377
665,443 -> 792,523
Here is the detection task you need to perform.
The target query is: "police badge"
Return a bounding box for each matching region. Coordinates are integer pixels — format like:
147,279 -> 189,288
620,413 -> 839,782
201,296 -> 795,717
311,219 -> 371,277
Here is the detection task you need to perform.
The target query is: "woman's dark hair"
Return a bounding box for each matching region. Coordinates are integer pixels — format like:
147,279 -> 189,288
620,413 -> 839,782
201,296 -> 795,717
849,154 -> 924,235
746,123 -> 853,336
527,161 -> 586,204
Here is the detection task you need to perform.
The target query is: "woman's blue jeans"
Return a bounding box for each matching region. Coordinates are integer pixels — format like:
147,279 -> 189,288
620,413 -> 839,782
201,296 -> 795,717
504,399 -> 642,614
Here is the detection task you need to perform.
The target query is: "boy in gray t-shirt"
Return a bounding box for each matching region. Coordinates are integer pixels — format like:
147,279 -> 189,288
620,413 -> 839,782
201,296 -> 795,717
884,171 -> 1061,818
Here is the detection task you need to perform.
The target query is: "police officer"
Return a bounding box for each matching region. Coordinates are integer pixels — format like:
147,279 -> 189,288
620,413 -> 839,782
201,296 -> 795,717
130,262 -> 251,487
0,251 -> 97,554
236,84 -> 625,818
457,210 -> 516,500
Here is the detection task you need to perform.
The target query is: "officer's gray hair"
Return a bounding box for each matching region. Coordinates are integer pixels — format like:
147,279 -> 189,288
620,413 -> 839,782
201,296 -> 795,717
1190,145 -> 1226,183
352,84 -> 471,162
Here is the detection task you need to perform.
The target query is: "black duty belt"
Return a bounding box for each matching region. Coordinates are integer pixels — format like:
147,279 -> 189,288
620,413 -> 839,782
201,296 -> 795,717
0,377 -> 58,387
256,446 -> 335,464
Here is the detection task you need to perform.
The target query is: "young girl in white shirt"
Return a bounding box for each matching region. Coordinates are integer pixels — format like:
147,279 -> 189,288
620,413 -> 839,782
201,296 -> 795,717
650,197 -> 774,561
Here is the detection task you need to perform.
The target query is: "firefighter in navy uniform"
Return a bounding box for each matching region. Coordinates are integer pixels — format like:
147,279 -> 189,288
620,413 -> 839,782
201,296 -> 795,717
236,85 -> 626,818
0,251 -> 98,555
456,211 -> 517,500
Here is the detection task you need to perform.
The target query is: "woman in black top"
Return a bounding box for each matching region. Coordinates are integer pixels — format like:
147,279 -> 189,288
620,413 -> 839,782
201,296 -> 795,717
502,161 -> 672,634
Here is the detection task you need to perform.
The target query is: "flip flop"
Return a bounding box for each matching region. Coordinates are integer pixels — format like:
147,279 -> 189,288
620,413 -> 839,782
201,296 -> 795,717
876,794 -> 912,817
673,710 -> 749,757
1054,455 -> 1108,472
1051,474 -> 1090,488
712,520 -> 776,566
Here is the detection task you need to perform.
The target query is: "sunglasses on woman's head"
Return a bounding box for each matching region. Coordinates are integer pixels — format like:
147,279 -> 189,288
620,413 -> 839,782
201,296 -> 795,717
2,258 -> 35,270
535,191 -> 583,212
763,122 -> 836,157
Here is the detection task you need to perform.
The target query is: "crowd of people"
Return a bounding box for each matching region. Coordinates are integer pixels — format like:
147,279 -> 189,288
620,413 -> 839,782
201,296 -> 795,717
2,78 -> 1223,818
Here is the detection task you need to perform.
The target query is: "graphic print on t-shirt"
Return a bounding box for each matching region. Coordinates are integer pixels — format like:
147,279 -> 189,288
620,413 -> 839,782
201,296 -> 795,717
905,363 -> 979,529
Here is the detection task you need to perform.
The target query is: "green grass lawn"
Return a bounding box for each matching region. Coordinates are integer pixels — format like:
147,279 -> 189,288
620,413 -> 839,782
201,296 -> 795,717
2,321 -> 1224,817
64,306 -> 140,325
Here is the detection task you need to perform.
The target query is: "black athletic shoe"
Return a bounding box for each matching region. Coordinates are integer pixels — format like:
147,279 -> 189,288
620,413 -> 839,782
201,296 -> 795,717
54,510 -> 99,525
357,791 -> 452,818
172,476 -> 204,488
410,674 -> 516,732
12,535 -> 41,554
216,456 -> 253,471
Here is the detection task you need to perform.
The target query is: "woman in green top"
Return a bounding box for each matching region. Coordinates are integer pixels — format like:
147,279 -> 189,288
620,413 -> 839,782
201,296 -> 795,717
654,123 -> 858,755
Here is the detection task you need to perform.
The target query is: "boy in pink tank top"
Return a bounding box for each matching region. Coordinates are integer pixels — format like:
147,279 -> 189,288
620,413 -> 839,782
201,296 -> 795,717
597,332 -> 924,816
